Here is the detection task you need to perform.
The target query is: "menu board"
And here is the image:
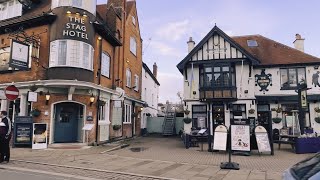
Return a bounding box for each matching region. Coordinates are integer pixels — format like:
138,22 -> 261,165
214,132 -> 227,151
15,124 -> 32,144
255,133 -> 271,153
231,125 -> 250,151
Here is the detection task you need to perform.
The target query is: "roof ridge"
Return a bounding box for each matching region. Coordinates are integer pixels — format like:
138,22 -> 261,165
231,34 -> 262,38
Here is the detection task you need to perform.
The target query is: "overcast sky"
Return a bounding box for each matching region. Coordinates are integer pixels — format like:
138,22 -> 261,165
98,0 -> 320,103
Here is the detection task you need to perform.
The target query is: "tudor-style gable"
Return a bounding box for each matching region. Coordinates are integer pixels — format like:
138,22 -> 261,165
177,25 -> 259,73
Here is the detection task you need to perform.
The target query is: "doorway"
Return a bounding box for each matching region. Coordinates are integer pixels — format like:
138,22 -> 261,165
53,102 -> 84,143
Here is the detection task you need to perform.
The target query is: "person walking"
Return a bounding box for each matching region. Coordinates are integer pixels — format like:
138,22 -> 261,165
0,111 -> 12,163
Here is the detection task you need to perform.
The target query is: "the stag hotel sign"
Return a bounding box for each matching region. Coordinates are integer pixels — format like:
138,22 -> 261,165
63,16 -> 88,40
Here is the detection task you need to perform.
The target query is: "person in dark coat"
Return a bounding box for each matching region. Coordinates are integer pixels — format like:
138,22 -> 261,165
0,111 -> 12,163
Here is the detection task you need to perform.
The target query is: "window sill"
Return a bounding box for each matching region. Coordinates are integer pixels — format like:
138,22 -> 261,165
123,122 -> 132,124
280,87 -> 298,90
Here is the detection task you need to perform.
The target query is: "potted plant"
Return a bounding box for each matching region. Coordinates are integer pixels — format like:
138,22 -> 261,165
248,109 -> 255,114
315,117 -> 320,123
183,117 -> 192,124
272,117 -> 282,124
113,125 -> 122,131
30,108 -> 41,117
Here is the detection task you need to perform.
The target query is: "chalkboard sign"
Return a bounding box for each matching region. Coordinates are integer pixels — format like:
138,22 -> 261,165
255,126 -> 271,153
14,116 -> 33,146
231,125 -> 250,151
213,125 -> 228,151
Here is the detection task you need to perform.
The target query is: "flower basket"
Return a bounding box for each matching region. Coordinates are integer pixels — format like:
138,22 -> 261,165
183,118 -> 192,124
184,109 -> 190,115
146,113 -> 151,117
248,109 -> 255,114
30,108 -> 41,117
315,117 -> 320,123
272,117 -> 282,124
113,125 -> 122,131
314,107 -> 320,113
275,107 -> 283,113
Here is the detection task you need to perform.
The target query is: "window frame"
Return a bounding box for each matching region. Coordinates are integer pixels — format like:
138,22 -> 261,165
280,67 -> 306,90
101,52 -> 110,78
230,104 -> 246,119
126,68 -> 132,88
191,105 -> 207,129
200,63 -> 235,89
134,74 -> 139,91
130,37 -> 137,56
132,15 -> 136,26
124,104 -> 132,124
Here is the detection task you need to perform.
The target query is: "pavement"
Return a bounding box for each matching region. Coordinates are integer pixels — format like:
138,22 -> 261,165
0,135 -> 314,180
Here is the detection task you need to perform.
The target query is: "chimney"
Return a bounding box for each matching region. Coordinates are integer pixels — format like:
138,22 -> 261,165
187,37 -> 195,53
293,34 -> 305,52
153,62 -> 158,78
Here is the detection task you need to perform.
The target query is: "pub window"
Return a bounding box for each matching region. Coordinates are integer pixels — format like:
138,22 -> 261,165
126,68 -> 132,87
130,37 -> 137,56
101,52 -> 110,78
124,104 -> 132,124
8,99 -> 20,121
200,63 -> 235,88
230,104 -> 246,119
134,74 -> 139,91
192,105 -> 207,129
49,40 -> 94,71
213,104 -> 225,125
280,67 -> 306,89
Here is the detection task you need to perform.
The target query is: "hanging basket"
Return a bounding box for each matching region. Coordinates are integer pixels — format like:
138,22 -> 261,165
183,118 -> 192,124
30,108 -> 41,117
275,107 -> 283,113
315,117 -> 320,123
113,125 -> 122,131
272,117 -> 282,124
146,113 -> 151,117
314,107 -> 320,113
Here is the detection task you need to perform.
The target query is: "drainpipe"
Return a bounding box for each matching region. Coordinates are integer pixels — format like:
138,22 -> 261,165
95,38 -> 102,145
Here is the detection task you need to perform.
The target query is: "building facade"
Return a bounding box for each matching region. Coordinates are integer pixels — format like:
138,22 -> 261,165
0,0 -> 143,144
177,26 -> 320,137
141,62 -> 160,129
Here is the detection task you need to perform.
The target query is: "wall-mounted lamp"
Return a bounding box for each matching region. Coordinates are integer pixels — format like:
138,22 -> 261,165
83,12 -> 87,17
90,94 -> 95,106
76,12 -> 80,15
66,10 -> 71,14
45,91 -> 50,105
140,107 -> 143,111
98,36 -> 102,40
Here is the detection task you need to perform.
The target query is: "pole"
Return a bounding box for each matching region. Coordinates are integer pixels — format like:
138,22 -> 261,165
220,125 -> 240,170
207,103 -> 212,152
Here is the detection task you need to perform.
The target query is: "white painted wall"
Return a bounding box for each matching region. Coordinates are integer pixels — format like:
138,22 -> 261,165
141,66 -> 160,128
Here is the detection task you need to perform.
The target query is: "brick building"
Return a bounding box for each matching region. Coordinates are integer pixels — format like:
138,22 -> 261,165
0,0 -> 143,145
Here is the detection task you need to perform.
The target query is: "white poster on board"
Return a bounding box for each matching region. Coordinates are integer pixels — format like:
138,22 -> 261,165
231,125 -> 250,151
213,125 -> 228,151
255,133 -> 271,153
32,123 -> 48,150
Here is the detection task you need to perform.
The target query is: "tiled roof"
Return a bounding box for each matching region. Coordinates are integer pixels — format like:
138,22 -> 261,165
232,35 -> 320,65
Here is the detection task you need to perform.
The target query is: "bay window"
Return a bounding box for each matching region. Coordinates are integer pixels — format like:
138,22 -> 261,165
280,67 -> 306,89
49,40 -> 94,71
51,0 -> 96,15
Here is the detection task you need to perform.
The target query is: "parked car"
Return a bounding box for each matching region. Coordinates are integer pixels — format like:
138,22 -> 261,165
283,153 -> 320,180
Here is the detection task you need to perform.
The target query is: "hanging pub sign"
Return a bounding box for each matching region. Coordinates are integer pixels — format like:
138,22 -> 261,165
9,39 -> 30,70
255,69 -> 272,93
301,90 -> 307,109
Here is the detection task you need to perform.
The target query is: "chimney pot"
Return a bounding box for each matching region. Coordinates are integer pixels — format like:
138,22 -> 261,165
293,33 -> 305,52
187,37 -> 195,53
153,62 -> 158,78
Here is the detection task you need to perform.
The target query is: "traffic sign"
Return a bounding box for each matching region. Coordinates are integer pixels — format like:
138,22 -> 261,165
5,85 -> 19,101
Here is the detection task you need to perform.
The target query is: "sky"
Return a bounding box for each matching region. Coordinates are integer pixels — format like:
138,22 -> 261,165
98,0 -> 320,103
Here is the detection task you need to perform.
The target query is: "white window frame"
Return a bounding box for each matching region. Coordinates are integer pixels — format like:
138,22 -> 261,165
101,52 -> 110,78
0,0 -> 22,21
49,40 -> 94,71
126,68 -> 131,87
130,37 -> 137,56
134,74 -> 139,91
124,104 -> 132,124
132,15 -> 136,26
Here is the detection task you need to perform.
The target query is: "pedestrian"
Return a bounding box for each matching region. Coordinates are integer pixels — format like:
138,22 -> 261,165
0,111 -> 12,163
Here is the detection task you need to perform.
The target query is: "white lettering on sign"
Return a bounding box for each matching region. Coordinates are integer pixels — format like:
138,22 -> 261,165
63,16 -> 88,40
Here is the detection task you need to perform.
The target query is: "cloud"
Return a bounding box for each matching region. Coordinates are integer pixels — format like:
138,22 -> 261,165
157,72 -> 183,103
156,19 -> 190,41
148,41 -> 184,59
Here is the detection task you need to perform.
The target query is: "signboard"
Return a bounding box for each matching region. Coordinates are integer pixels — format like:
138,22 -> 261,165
255,69 -> 272,92
9,40 -> 30,70
14,116 -> 33,146
231,125 -> 250,151
82,124 -> 94,131
32,123 -> 48,150
255,126 -> 271,153
0,90 -> 5,99
197,117 -> 206,129
213,125 -> 228,151
27,91 -> 38,102
5,85 -> 19,101
301,90 -> 307,108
